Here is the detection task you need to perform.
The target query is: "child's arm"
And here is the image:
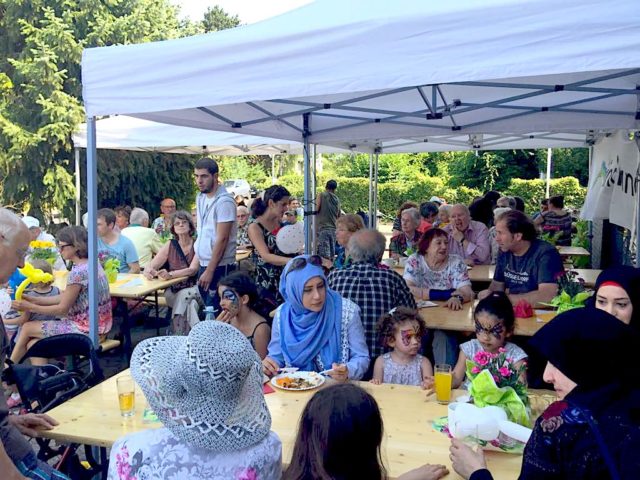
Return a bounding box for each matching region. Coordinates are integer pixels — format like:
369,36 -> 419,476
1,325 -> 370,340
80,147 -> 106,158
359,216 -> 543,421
421,356 -> 434,390
370,356 -> 384,385
451,351 -> 468,389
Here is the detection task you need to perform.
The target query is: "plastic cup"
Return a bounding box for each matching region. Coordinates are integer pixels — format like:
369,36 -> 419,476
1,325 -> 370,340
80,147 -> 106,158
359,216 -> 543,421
116,375 -> 136,417
434,364 -> 452,404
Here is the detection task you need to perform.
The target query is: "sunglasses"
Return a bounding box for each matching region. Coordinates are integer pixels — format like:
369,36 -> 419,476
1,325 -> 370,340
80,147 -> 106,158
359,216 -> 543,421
286,255 -> 323,278
57,243 -> 72,250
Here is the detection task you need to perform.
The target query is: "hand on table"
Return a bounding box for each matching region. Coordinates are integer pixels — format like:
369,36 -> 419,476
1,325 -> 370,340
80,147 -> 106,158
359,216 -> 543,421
9,413 -> 59,437
157,269 -> 171,280
445,296 -> 463,311
369,378 -> 382,385
327,363 -> 348,382
422,375 -> 434,391
262,357 -> 280,377
398,463 -> 449,480
143,268 -> 157,280
449,438 -> 487,480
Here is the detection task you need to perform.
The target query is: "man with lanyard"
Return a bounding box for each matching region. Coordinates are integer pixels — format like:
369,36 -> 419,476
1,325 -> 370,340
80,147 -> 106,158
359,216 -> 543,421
194,158 -> 237,314
0,208 -> 68,479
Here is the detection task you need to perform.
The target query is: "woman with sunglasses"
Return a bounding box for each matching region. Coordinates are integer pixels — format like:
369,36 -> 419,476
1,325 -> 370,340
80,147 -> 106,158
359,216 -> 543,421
262,255 -> 370,381
10,226 -> 113,363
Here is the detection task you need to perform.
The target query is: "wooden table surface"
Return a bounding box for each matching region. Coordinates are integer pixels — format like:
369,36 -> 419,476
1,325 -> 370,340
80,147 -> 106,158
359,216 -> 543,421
39,371 -> 551,479
53,272 -> 187,299
394,265 -> 601,288
419,301 -> 554,336
557,246 -> 589,256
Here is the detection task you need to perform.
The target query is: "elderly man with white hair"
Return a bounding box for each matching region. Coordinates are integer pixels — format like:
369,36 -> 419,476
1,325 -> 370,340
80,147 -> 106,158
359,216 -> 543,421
236,205 -> 252,248
0,208 -> 69,479
22,216 -> 65,270
444,204 -> 491,266
389,207 -> 422,259
121,207 -> 162,268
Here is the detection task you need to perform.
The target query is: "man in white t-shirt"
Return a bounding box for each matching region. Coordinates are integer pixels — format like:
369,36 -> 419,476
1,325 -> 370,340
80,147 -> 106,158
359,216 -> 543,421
194,158 -> 237,313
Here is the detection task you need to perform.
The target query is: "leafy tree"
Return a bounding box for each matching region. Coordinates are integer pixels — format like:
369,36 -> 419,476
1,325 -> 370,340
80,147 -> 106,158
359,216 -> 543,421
202,5 -> 241,32
536,148 -> 589,186
0,1 -> 242,222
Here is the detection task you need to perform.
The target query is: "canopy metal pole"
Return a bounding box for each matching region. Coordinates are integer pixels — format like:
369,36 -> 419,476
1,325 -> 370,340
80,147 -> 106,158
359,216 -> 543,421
635,137 -> 640,268
74,148 -> 81,226
303,113 -> 312,253
368,153 -> 374,228
373,149 -> 380,229
545,148 -> 552,198
86,117 -> 99,347
311,144 -> 317,253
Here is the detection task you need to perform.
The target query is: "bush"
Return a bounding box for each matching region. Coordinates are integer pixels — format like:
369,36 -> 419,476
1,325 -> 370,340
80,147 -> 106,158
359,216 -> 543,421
505,177 -> 586,214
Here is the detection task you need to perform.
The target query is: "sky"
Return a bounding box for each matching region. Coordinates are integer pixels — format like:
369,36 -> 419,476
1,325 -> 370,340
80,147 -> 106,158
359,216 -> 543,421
170,0 -> 313,25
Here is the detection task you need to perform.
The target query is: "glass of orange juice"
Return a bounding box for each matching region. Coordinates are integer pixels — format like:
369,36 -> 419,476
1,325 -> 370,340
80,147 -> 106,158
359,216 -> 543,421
434,364 -> 452,404
116,375 -> 136,417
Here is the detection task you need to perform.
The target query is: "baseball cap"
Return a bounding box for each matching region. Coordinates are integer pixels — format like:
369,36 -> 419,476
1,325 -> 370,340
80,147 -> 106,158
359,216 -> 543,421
22,216 -> 40,229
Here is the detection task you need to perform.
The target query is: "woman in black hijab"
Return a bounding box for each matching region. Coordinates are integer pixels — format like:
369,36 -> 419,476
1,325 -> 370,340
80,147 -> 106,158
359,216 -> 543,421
449,308 -> 640,480
590,266 -> 640,328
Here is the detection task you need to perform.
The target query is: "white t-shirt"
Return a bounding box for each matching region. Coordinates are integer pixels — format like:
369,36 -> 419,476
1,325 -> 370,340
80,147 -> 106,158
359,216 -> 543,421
195,186 -> 237,267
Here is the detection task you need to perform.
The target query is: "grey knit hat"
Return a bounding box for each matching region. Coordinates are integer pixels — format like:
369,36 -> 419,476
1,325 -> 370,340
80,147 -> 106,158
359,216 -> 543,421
131,321 -> 271,452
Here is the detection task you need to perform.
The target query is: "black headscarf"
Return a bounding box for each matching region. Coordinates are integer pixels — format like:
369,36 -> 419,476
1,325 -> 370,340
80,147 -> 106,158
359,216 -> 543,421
589,266 -> 640,329
529,307 -> 640,417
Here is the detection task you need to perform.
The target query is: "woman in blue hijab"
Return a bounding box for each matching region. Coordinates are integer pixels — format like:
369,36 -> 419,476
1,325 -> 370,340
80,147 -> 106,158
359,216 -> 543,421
263,255 -> 370,381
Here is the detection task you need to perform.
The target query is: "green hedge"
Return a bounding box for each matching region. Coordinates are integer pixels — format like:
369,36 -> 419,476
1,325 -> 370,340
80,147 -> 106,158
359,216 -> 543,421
277,174 -> 482,216
276,174 -> 584,217
505,177 -> 586,214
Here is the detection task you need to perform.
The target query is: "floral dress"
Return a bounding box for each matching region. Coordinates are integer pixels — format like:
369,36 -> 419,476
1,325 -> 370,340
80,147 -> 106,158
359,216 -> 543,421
252,222 -> 292,305
108,429 -> 282,480
403,253 -> 471,290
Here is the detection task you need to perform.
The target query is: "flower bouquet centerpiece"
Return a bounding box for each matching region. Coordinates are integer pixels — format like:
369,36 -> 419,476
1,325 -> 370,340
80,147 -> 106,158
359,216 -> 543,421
544,270 -> 590,313
29,240 -> 57,266
98,252 -> 120,283
466,349 -> 530,426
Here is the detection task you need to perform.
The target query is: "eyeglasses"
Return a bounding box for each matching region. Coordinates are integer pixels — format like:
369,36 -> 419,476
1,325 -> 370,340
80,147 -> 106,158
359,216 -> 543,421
286,255 -> 323,278
57,243 -> 72,250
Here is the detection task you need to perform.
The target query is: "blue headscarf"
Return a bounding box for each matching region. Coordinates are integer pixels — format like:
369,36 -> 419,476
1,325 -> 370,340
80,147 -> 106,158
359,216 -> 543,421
278,255 -> 343,371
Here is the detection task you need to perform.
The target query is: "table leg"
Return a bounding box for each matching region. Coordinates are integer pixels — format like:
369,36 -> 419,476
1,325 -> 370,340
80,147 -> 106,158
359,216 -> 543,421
118,299 -> 132,365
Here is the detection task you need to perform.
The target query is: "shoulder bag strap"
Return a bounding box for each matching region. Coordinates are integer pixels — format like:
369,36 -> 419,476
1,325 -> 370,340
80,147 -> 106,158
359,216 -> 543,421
171,239 -> 190,268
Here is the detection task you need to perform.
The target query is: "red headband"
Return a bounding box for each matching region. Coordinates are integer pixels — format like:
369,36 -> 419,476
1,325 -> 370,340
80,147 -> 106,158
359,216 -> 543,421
599,281 -> 623,289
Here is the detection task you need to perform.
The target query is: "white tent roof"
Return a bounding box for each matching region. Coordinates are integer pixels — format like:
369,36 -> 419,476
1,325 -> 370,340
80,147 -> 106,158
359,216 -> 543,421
72,115 -> 345,155
82,0 -> 640,145
73,116 -> 595,155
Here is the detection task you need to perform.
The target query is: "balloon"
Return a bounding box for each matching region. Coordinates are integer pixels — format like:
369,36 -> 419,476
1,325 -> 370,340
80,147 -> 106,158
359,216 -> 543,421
276,222 -> 305,254
15,262 -> 54,301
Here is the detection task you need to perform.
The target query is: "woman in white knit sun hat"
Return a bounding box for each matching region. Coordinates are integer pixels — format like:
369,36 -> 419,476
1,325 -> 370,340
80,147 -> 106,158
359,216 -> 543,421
107,321 -> 282,480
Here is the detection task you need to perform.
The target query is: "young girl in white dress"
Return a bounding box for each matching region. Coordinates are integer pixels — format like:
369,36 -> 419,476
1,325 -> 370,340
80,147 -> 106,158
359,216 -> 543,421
371,307 -> 433,387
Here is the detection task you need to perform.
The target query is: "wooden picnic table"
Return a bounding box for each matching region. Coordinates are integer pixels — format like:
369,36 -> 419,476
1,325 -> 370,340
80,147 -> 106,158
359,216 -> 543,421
394,265 -> 601,288
40,370 -> 554,479
557,246 -> 589,256
419,300 -> 554,336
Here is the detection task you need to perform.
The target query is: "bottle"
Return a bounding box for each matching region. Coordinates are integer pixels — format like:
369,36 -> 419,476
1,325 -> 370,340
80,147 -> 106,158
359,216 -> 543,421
204,306 -> 215,321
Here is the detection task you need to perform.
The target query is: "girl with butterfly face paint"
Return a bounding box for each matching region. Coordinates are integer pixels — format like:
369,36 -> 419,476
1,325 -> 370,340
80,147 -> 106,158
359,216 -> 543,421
450,292 -> 528,389
216,272 -> 271,359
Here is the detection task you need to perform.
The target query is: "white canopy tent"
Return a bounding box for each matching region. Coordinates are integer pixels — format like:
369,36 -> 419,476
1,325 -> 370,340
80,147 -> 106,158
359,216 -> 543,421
79,0 -> 640,344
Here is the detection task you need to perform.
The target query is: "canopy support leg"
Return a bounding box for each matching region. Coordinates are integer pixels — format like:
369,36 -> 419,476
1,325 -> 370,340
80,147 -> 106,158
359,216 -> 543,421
86,117 -> 99,347
303,113 -> 312,253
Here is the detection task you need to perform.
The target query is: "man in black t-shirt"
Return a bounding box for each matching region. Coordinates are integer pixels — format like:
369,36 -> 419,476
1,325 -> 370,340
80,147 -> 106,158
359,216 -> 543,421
478,210 -> 563,305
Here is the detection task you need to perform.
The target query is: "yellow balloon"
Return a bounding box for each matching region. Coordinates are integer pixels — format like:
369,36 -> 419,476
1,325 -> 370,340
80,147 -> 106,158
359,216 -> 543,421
16,262 -> 54,301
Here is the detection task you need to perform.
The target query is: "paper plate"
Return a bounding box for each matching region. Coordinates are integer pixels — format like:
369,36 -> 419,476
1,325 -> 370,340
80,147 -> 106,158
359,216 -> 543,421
271,371 -> 325,391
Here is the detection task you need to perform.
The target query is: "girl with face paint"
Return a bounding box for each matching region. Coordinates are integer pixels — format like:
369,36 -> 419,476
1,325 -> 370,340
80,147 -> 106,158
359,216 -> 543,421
371,307 -> 433,387
449,292 -> 528,389
216,272 -> 271,359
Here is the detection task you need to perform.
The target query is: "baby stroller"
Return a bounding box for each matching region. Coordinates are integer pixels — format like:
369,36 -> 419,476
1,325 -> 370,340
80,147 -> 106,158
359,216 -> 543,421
3,334 -> 106,478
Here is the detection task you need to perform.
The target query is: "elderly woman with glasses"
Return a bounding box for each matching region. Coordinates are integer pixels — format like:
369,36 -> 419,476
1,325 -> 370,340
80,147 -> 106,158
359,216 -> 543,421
144,210 -> 201,335
262,255 -> 370,381
236,205 -> 252,248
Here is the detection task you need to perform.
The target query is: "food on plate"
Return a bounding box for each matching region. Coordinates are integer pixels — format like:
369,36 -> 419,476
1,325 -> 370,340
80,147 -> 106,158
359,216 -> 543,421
275,376 -> 315,389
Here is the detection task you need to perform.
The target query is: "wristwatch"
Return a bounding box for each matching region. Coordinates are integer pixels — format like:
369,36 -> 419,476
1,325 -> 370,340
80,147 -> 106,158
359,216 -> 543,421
451,294 -> 464,302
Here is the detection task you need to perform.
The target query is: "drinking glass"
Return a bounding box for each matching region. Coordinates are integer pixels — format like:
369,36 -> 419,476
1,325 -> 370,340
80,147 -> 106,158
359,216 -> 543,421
434,364 -> 452,404
116,375 -> 136,417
